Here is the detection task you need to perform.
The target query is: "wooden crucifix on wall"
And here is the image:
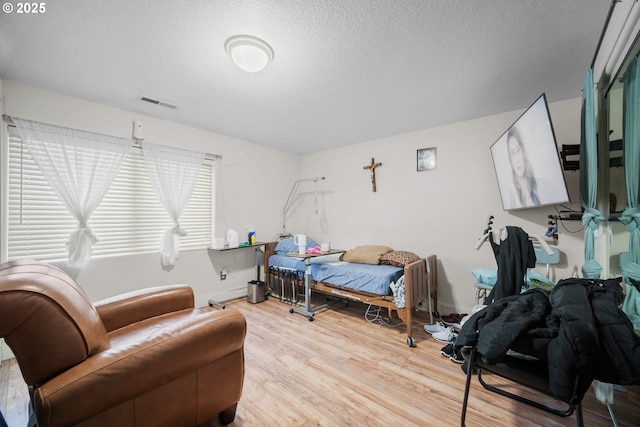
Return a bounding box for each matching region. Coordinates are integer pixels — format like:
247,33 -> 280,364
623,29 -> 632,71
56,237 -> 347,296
363,157 -> 382,192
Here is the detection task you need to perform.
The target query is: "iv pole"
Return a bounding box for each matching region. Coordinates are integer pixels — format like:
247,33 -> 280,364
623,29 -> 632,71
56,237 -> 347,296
280,176 -> 325,238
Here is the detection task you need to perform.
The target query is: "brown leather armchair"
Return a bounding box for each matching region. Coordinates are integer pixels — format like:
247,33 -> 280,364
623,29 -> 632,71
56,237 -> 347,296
0,259 -> 246,427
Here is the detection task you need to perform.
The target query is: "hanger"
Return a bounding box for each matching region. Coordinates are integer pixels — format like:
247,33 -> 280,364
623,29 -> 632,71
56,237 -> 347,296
474,215 -> 502,249
474,230 -> 502,250
475,228 -> 554,255
484,215 -> 494,234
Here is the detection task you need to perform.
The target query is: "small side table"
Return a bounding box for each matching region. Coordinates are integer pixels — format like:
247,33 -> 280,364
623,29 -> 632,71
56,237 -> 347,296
285,250 -> 344,321
208,242 -> 267,308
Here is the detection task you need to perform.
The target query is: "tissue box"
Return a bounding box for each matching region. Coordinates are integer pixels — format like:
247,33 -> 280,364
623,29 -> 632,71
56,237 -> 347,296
212,238 -> 225,249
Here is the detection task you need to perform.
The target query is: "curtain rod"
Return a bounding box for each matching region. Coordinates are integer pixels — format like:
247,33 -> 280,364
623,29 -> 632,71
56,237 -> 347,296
131,140 -> 221,161
591,0 -> 622,69
2,114 -> 222,161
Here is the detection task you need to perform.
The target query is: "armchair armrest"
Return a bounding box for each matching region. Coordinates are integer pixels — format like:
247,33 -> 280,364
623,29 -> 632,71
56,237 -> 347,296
95,285 -> 194,332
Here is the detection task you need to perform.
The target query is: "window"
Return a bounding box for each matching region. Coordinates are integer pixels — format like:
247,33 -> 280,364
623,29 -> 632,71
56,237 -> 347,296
5,136 -> 214,262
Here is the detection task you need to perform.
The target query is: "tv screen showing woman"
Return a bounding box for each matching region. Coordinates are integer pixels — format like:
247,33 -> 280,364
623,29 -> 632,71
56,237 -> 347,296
490,94 -> 570,211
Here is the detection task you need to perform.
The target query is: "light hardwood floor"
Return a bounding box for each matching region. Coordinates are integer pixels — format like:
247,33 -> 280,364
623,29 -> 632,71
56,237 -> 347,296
1,296 -> 639,426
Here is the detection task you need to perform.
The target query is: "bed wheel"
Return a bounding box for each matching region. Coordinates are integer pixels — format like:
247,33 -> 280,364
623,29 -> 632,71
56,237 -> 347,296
308,316 -> 314,321
289,308 -> 294,314
433,310 -> 440,318
407,337 -> 415,348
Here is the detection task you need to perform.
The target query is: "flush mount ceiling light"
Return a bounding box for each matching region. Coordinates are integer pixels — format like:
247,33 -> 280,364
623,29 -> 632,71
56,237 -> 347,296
225,35 -> 274,73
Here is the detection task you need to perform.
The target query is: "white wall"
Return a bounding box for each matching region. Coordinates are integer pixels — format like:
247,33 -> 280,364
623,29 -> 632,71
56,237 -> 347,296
1,80 -> 300,307
1,80 -> 587,318
298,97 -> 585,314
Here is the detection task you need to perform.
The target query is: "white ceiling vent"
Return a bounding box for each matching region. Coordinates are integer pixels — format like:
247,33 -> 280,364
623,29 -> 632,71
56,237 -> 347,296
139,96 -> 178,109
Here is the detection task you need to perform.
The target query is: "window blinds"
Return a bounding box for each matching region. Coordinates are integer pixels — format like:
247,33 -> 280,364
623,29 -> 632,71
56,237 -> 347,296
7,136 -> 214,262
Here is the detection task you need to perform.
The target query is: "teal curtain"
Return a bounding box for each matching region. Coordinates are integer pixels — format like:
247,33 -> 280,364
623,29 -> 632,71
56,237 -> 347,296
580,68 -> 604,279
621,56 -> 640,328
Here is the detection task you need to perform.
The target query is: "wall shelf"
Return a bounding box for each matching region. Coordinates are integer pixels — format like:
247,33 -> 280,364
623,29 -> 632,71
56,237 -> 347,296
208,242 -> 268,251
207,242 -> 268,309
560,140 -> 623,171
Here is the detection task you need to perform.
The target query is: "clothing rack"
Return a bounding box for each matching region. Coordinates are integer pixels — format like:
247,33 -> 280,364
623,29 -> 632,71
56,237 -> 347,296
483,215 -> 494,235
475,228 -> 554,255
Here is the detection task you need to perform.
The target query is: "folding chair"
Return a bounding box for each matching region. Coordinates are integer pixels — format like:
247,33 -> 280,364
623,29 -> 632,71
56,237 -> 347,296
460,334 -> 585,427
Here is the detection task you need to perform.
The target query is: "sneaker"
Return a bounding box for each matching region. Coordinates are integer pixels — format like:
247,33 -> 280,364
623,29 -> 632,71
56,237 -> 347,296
441,319 -> 461,329
441,313 -> 464,322
441,313 -> 468,329
440,343 -> 454,358
424,321 -> 447,335
449,348 -> 464,364
432,326 -> 457,343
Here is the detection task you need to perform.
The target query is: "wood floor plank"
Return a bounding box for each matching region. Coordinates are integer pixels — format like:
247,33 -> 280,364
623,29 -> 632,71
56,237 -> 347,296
1,297 -> 638,427
0,359 -> 7,419
0,359 -> 29,427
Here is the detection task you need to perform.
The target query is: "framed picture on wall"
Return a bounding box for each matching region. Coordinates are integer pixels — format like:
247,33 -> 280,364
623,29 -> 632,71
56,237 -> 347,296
417,147 -> 437,171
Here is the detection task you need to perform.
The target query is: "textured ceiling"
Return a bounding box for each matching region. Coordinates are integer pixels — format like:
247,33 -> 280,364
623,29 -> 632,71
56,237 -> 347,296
0,0 -> 611,154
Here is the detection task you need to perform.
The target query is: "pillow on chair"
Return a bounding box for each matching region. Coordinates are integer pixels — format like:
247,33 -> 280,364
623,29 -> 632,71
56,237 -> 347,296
472,268 -> 498,285
472,268 -> 555,289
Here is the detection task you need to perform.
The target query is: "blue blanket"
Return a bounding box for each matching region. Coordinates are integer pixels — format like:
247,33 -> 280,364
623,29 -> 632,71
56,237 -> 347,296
268,254 -> 402,296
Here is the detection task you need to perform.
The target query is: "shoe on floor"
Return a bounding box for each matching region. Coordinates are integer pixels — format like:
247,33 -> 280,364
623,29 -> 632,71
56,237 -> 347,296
441,313 -> 467,329
424,321 -> 447,335
432,326 -> 457,343
441,319 -> 462,329
449,348 -> 464,364
440,343 -> 454,358
441,313 -> 464,323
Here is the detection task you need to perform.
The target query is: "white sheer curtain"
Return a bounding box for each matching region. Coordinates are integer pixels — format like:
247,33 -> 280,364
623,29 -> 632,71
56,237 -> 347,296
12,118 -> 131,268
143,142 -> 204,267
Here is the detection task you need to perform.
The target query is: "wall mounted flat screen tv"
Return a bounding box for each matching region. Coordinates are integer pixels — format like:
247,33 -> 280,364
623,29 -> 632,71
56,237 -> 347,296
491,93 -> 570,211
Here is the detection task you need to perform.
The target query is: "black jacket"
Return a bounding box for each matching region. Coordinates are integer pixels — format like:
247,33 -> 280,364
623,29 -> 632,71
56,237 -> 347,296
546,278 -> 600,402
455,289 -> 551,363
456,277 -> 640,404
486,226 -> 536,304
586,277 -> 640,385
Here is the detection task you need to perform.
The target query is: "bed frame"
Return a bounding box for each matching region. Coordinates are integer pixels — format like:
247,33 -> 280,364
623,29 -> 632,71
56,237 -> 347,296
263,242 -> 438,347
